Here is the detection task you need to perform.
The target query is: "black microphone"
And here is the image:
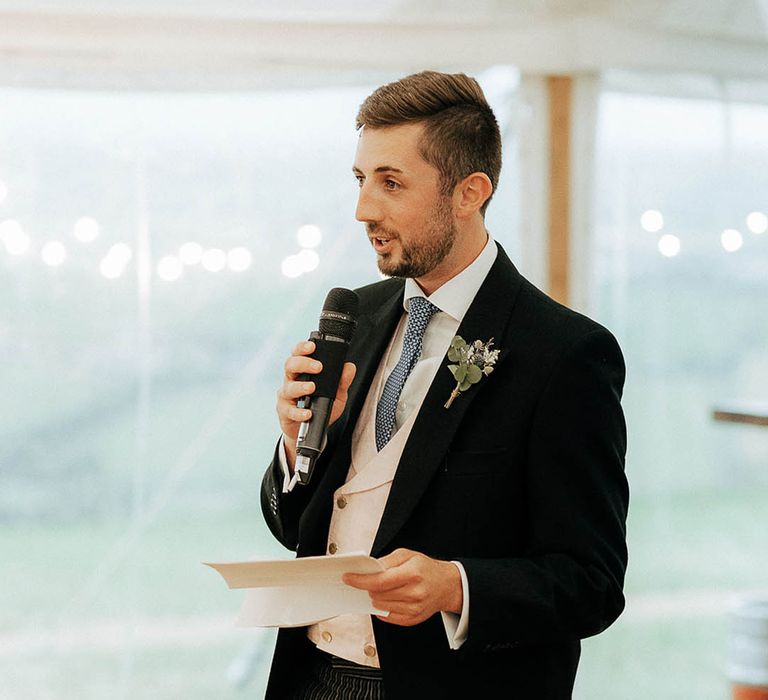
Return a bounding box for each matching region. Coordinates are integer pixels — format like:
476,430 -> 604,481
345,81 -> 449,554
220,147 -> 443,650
295,287 -> 359,485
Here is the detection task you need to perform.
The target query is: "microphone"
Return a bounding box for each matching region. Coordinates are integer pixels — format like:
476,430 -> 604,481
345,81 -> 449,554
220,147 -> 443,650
295,287 -> 359,485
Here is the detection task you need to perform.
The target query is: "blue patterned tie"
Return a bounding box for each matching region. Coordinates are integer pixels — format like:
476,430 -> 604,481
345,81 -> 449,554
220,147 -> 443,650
375,296 -> 439,451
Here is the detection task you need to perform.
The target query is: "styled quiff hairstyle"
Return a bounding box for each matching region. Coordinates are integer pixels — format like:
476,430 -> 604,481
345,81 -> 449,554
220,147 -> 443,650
356,71 -> 502,215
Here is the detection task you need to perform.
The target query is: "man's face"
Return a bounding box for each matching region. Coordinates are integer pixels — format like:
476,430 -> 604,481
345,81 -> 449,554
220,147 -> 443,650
352,123 -> 457,281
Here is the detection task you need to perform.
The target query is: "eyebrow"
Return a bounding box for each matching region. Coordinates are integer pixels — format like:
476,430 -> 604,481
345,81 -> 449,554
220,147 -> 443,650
352,165 -> 404,175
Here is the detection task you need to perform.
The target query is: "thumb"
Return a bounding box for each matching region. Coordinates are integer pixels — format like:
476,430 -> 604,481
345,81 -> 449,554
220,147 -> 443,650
330,362 -> 357,425
377,548 -> 416,570
339,362 -> 357,392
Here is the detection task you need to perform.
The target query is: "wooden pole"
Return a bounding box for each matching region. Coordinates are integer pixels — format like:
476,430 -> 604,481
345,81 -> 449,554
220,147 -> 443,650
547,75 -> 572,306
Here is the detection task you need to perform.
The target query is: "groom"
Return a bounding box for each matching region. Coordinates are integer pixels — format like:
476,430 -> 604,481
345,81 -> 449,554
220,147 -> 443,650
261,70 -> 629,698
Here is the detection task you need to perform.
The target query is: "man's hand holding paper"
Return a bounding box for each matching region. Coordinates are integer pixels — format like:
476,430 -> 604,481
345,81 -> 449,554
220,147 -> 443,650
205,553 -> 388,628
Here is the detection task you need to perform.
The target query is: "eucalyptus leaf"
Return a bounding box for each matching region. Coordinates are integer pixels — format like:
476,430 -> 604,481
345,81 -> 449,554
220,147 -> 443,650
453,365 -> 467,383
466,364 -> 483,383
451,336 -> 466,348
459,379 -> 472,392
447,347 -> 462,362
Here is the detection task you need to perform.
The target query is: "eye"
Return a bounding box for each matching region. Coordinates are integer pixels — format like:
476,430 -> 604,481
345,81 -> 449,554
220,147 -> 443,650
355,175 -> 364,188
384,179 -> 400,191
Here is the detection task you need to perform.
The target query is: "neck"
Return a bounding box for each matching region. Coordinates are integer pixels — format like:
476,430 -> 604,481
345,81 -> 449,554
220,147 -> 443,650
415,221 -> 488,296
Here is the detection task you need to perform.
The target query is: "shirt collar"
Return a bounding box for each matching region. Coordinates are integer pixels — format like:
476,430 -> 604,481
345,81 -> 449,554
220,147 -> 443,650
402,234 -> 498,322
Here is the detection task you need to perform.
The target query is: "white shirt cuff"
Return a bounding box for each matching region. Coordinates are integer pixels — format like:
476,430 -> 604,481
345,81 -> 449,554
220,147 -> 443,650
440,560 -> 469,650
277,437 -> 300,493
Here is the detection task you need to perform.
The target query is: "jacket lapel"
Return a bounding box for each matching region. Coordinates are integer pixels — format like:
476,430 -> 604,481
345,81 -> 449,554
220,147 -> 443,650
371,247 -> 523,555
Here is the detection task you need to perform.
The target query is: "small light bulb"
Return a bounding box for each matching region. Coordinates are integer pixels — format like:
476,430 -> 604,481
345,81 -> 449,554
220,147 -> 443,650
1,220 -> 30,256
658,234 -> 680,257
297,249 -> 320,272
157,255 -> 183,281
746,212 -> 767,235
179,242 -> 203,265
41,241 -> 67,266
721,229 -> 743,252
201,248 -> 226,272
227,247 -> 253,272
281,255 -> 304,278
73,217 -> 100,243
641,210 -> 664,233
296,224 -> 323,249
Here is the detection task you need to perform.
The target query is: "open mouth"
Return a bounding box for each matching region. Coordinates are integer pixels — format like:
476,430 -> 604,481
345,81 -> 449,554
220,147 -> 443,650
371,236 -> 395,253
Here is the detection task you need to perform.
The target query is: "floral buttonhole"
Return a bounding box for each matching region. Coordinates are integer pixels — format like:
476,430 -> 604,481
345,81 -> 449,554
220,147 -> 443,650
444,336 -> 500,409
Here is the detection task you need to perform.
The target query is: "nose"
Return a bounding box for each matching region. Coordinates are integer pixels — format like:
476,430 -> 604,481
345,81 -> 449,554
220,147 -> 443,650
355,183 -> 382,224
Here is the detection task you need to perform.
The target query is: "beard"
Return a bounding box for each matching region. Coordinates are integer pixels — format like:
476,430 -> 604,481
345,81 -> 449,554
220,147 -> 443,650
368,196 -> 457,279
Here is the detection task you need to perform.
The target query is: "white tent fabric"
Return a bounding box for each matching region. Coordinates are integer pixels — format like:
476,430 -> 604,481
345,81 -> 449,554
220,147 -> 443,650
0,0 -> 767,90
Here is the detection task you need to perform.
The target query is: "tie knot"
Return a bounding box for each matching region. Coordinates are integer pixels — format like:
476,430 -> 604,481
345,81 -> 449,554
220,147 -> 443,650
406,297 -> 438,331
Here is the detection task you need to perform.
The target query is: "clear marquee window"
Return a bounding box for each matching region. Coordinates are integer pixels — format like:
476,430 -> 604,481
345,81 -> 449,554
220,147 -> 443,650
0,72 -> 520,699
3,71 -> 765,700
575,87 -> 768,700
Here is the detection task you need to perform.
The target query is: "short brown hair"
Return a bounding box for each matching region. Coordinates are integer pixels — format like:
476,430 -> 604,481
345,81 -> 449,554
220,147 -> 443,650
356,71 -> 502,215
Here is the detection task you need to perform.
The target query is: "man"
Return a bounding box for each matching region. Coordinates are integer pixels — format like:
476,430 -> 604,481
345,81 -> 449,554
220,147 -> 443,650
262,71 -> 628,699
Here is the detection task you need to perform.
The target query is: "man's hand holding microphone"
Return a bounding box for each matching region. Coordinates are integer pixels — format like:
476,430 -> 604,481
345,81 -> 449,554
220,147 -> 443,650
275,288 -> 359,480
276,339 -> 356,472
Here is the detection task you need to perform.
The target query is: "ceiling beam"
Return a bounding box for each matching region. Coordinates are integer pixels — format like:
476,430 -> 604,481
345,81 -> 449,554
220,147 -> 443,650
1,12 -> 768,90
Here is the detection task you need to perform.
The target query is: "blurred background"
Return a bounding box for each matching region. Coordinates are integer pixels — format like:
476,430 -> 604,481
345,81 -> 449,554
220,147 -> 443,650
1,1 -> 767,698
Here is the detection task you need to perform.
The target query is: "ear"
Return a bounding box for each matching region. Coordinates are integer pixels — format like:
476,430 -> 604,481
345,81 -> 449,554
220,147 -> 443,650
453,172 -> 493,219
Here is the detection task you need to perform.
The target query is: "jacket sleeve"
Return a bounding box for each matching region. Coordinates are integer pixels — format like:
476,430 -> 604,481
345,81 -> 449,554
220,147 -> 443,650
260,440 -> 317,552
458,328 -> 628,650
260,414 -> 348,553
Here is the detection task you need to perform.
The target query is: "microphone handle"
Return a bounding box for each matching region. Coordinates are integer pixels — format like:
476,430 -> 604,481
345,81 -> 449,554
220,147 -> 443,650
295,395 -> 333,485
294,330 -> 350,485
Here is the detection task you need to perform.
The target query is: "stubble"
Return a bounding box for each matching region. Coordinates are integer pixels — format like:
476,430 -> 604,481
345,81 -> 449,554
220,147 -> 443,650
371,196 -> 457,279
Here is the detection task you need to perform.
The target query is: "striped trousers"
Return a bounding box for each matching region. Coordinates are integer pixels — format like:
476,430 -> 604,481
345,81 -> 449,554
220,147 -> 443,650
292,648 -> 385,700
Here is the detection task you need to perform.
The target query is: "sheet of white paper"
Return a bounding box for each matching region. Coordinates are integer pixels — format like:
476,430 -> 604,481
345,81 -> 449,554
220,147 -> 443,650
204,552 -> 388,628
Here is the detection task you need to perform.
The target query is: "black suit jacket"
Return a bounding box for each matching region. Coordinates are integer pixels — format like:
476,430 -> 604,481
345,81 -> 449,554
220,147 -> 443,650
261,245 -> 628,699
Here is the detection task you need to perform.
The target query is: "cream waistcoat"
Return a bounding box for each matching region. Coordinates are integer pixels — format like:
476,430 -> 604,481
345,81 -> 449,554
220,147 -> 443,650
307,326 -> 428,668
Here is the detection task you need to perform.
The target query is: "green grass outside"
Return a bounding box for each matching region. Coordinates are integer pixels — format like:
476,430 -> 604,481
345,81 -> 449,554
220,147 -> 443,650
3,487 -> 766,698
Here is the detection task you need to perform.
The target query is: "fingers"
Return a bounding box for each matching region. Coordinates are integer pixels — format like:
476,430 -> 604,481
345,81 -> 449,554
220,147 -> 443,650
338,362 -> 357,392
369,587 -> 435,627
343,551 -> 461,627
291,339 -> 316,357
276,395 -> 311,422
347,573 -> 432,627
276,375 -> 316,430
343,558 -> 421,593
284,344 -> 323,380
343,571 -> 407,592
277,342 -> 320,444
375,612 -> 425,627
277,342 -> 357,448
279,379 -> 317,402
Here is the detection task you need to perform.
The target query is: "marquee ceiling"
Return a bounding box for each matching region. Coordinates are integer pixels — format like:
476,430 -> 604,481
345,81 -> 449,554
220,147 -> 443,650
0,0 -> 766,90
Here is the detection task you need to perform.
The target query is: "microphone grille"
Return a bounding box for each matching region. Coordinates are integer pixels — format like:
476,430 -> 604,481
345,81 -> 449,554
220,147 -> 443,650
319,287 -> 359,340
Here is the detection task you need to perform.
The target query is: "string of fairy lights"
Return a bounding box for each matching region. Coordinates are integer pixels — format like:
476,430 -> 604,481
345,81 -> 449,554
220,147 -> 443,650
2,178 -> 765,275
0,180 -> 324,281
640,208 -> 767,257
